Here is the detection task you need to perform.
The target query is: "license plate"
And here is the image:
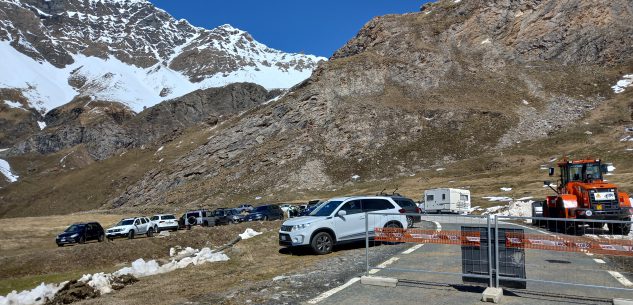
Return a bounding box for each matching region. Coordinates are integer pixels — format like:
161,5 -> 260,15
596,204 -> 603,211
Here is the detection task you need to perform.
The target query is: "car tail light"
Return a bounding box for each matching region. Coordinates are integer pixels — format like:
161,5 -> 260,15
399,209 -> 406,214
416,207 -> 421,213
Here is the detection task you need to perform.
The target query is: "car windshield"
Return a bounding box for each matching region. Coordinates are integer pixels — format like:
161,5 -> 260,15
116,219 -> 134,226
162,215 -> 175,220
310,201 -> 343,217
254,206 -> 268,213
397,199 -> 416,207
64,224 -> 84,232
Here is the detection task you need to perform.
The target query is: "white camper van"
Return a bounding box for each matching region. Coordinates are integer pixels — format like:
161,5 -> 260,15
423,188 -> 471,214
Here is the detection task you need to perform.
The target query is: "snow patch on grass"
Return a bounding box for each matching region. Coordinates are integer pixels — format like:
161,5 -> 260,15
612,74 -> 633,93
239,228 -> 262,240
0,158 -> 18,182
0,282 -> 67,305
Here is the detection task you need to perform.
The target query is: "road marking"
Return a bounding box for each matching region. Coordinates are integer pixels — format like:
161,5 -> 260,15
607,271 -> 633,287
593,259 -> 606,264
432,221 -> 442,232
585,252 -> 594,256
368,257 -> 400,274
402,244 -> 424,254
307,277 -> 360,304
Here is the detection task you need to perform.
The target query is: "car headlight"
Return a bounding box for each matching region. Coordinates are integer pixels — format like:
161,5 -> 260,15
71,233 -> 79,238
292,223 -> 310,231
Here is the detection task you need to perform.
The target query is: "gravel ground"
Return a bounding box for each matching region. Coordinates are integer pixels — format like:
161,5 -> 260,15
192,241 -> 409,305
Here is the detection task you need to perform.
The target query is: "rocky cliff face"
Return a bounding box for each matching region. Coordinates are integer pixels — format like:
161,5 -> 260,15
108,0 -> 633,208
10,83 -> 277,160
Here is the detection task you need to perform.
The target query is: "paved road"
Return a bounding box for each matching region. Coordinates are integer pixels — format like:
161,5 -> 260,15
309,216 -> 633,305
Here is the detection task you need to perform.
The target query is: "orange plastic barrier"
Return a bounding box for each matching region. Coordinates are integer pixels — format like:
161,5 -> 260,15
373,228 -> 633,256
505,233 -> 633,256
374,228 -> 481,246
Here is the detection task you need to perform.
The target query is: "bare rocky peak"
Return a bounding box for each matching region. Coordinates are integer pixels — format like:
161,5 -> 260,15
109,0 -> 633,207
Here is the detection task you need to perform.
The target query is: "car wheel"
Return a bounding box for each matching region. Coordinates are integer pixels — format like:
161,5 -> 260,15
311,232 -> 334,255
188,216 -> 197,227
57,244 -> 63,247
147,228 -> 154,237
128,230 -> 135,239
382,222 -> 403,245
406,216 -> 414,228
79,235 -> 86,244
98,234 -> 104,242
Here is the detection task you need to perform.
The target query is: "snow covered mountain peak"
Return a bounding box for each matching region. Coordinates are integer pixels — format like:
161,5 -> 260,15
0,0 -> 326,113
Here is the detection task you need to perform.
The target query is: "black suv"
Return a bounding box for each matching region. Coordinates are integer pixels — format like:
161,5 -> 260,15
213,208 -> 242,225
244,205 -> 284,221
56,222 -> 105,246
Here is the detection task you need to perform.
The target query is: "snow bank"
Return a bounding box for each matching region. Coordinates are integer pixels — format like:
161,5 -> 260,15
0,158 -> 19,182
239,228 -> 262,240
0,282 -> 66,305
500,187 -> 512,192
612,74 -> 633,93
482,200 -> 534,217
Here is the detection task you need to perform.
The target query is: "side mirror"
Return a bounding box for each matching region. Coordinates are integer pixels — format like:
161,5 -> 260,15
548,168 -> 555,176
544,181 -> 552,186
337,210 -> 347,217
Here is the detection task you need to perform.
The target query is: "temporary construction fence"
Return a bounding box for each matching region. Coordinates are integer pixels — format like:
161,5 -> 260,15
364,212 -> 633,299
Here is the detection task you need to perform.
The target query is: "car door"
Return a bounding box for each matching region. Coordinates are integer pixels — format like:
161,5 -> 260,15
332,200 -> 366,241
362,199 -> 397,235
86,224 -> 96,240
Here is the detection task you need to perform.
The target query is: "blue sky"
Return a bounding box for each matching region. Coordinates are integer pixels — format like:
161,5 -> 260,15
149,0 -> 428,57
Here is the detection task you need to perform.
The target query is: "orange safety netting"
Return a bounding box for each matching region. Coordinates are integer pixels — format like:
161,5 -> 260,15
373,228 -> 633,256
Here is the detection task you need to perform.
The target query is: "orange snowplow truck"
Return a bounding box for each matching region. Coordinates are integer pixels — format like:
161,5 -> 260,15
535,157 -> 632,235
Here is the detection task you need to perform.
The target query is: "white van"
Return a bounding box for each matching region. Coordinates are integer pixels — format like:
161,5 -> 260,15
423,188 -> 471,214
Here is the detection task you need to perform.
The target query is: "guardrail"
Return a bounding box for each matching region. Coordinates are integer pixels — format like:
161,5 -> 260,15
363,212 -> 633,298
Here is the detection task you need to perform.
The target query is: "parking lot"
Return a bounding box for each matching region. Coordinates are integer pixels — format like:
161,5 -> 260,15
310,215 -> 633,304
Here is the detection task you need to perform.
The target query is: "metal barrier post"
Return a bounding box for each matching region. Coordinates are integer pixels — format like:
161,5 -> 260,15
494,215 -> 500,288
365,211 -> 369,276
487,214 -> 493,287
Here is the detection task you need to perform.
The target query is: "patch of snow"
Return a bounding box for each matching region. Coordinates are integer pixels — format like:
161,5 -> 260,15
483,200 -> 534,217
607,165 -> 616,172
0,282 -> 67,305
584,131 -> 592,135
272,275 -> 289,281
500,187 -> 512,192
436,168 -> 445,171
351,174 -> 360,180
543,184 -> 557,188
481,38 -> 491,44
0,158 -> 19,182
626,148 -> 633,151
239,228 -> 262,240
482,196 -> 513,202
453,0 -> 461,3
0,148 -> 8,152
37,121 -> 46,130
3,100 -> 24,109
158,231 -> 170,237
521,99 -> 529,105
549,157 -> 557,162
612,74 -> 633,93
255,196 -> 262,200
156,146 -> 164,153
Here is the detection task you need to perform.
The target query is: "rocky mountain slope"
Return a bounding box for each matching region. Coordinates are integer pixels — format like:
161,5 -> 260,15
0,0 -> 325,115
2,0 -> 633,216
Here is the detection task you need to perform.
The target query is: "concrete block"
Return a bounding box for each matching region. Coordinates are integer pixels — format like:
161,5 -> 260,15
614,299 -> 633,305
481,287 -> 503,303
360,275 -> 398,287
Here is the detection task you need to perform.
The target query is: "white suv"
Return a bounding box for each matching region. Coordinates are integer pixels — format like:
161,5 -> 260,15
278,196 -> 408,254
106,217 -> 155,240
